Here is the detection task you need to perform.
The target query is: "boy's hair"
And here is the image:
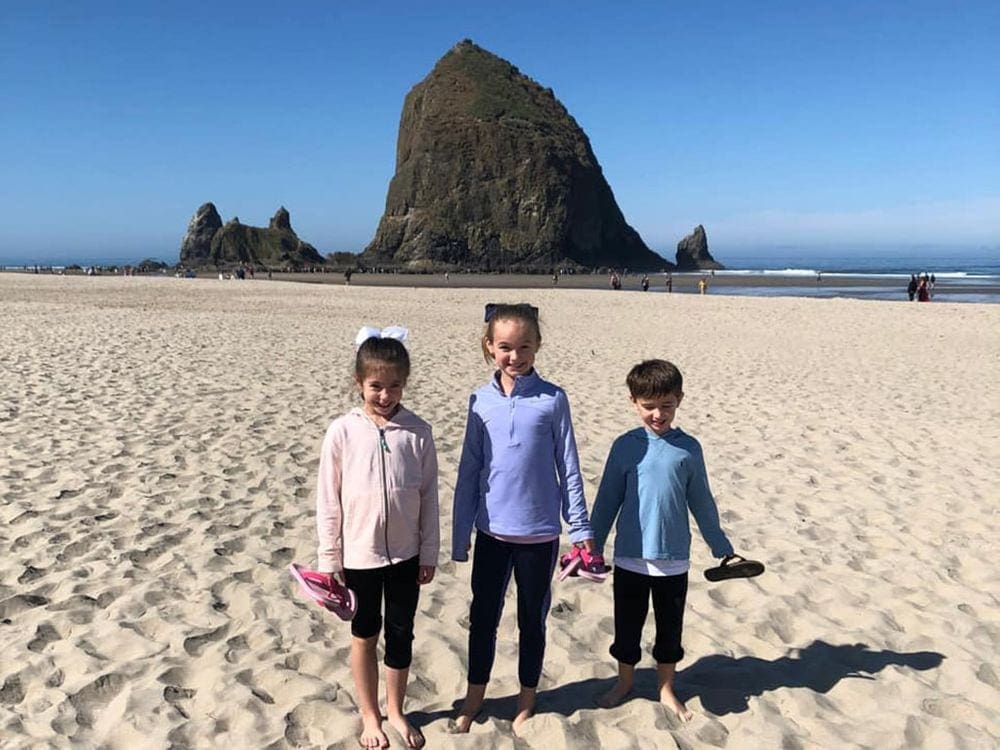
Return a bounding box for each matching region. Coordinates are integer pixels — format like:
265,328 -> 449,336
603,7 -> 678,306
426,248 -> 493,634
481,303 -> 542,363
355,337 -> 410,381
626,359 -> 683,399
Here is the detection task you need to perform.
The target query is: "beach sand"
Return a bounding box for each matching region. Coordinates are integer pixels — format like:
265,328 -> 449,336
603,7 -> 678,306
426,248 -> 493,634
1,274 -> 997,749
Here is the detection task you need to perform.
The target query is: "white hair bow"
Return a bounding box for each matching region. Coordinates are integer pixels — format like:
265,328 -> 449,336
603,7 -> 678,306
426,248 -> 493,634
355,325 -> 409,348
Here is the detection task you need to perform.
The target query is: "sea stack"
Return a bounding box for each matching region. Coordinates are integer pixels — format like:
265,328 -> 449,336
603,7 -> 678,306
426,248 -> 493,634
179,205 -> 324,269
179,203 -> 224,266
363,40 -> 668,271
675,225 -> 724,270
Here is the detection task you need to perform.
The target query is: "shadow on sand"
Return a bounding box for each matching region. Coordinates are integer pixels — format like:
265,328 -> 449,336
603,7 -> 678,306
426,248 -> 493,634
412,640 -> 944,728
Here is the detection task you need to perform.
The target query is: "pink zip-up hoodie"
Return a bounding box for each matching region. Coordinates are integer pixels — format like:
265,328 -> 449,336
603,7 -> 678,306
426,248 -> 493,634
316,406 -> 439,573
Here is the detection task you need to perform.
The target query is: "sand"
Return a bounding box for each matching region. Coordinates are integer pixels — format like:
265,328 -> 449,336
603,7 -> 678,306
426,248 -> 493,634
1,273 -> 997,749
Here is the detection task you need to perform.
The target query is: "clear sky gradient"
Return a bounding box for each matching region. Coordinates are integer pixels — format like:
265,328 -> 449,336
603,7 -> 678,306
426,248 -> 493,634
2,0 -> 997,265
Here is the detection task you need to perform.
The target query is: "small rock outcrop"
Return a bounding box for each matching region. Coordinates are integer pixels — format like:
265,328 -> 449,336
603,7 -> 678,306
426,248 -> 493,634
364,40 -> 668,271
179,203 -> 223,266
675,225 -> 723,270
179,205 -> 323,268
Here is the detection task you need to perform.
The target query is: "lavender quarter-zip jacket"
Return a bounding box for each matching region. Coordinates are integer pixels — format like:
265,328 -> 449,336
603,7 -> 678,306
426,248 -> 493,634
451,370 -> 592,561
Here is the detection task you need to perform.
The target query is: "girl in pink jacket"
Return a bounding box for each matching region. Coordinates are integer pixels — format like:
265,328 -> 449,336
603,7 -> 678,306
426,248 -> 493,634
316,327 -> 439,749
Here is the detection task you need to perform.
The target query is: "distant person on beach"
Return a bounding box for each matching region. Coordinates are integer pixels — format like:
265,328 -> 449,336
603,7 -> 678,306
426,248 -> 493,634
451,303 -> 594,735
907,274 -> 918,301
314,328 -> 438,749
698,276 -> 708,295
590,359 -> 760,721
641,274 -> 650,292
344,268 -> 353,285
666,273 -> 673,293
552,271 -> 559,286
917,275 -> 930,302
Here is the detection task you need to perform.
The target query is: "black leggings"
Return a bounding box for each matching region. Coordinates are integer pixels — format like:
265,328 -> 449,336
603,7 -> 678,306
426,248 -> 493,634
467,532 -> 559,688
611,566 -> 688,665
343,556 -> 420,669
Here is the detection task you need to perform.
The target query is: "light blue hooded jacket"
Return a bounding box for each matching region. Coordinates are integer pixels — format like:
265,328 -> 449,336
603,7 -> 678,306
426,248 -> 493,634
590,426 -> 733,560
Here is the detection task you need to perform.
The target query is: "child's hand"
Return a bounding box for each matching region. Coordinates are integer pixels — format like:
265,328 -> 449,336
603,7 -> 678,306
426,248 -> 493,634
418,565 -> 436,584
575,538 -> 595,553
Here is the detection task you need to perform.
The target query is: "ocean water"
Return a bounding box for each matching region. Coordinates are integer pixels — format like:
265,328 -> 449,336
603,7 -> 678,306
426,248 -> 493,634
714,246 -> 999,276
4,246 -> 998,303
699,247 -> 1000,303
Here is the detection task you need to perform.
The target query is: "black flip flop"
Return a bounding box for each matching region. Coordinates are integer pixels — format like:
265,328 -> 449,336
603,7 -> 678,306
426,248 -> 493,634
704,554 -> 765,582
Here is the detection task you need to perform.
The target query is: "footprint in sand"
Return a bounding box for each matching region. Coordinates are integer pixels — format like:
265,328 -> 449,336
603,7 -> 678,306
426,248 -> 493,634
0,593 -> 49,619
28,622 -> 61,652
225,635 -> 249,664
67,672 -> 127,728
183,624 -> 229,657
16,565 -> 46,584
0,674 -> 25,705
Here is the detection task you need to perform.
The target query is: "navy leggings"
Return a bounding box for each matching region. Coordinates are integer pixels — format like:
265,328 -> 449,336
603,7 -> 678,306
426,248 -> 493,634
467,532 -> 559,688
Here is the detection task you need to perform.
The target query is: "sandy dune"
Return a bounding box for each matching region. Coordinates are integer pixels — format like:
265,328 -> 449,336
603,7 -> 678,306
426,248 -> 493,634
1,274 -> 997,748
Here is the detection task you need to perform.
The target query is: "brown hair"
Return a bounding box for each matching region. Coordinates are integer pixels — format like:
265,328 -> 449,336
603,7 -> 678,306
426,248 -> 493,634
355,337 -> 411,382
481,303 -> 542,363
626,359 -> 683,399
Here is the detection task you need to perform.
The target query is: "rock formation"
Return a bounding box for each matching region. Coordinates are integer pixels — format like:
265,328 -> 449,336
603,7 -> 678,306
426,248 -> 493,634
675,225 -> 723,270
179,205 -> 323,268
364,40 -> 668,271
179,203 -> 223,266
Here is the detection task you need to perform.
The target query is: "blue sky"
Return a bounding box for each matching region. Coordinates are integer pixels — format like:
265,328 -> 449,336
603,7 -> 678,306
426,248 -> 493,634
2,0 -> 997,265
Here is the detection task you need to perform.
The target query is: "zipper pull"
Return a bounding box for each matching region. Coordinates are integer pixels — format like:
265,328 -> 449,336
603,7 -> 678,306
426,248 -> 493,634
379,428 -> 391,453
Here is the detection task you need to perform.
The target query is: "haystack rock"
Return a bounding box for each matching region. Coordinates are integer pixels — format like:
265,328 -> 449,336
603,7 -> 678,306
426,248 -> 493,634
179,202 -> 223,266
675,225 -> 724,271
179,205 -> 324,268
363,40 -> 668,271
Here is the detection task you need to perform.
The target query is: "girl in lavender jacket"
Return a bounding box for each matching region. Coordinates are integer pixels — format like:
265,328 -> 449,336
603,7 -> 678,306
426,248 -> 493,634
451,303 -> 593,735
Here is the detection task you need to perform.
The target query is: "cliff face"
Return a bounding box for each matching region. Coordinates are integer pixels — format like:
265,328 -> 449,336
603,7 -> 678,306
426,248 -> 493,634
675,225 -> 724,270
364,40 -> 668,271
179,205 -> 323,268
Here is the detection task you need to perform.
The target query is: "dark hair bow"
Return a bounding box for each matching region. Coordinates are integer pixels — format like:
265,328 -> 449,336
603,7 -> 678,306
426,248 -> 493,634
483,303 -> 539,322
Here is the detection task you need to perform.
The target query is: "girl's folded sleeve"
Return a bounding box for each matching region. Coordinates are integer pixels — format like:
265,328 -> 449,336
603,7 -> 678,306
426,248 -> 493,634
451,395 -> 483,561
315,424 -> 345,573
686,440 -> 734,558
418,429 -> 440,567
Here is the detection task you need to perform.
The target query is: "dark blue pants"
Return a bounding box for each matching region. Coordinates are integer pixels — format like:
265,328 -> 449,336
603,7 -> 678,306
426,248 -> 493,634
610,566 -> 688,665
467,532 -> 559,688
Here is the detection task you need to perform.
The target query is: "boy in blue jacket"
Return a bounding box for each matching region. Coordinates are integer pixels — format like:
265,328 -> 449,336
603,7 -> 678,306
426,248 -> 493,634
591,359 -> 757,721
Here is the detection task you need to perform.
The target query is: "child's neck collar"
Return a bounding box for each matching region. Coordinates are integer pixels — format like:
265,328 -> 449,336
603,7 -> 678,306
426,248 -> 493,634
494,368 -> 537,395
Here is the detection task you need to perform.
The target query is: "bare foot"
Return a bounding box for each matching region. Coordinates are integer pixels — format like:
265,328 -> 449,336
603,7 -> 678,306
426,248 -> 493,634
358,716 -> 389,747
597,679 -> 632,708
450,683 -> 486,734
511,708 -> 534,736
449,713 -> 476,734
511,688 -> 536,736
358,712 -> 389,748
388,712 -> 424,748
659,686 -> 693,723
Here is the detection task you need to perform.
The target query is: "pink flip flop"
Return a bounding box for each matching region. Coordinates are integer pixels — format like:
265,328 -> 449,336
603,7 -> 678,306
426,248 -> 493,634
557,547 -> 583,580
288,563 -> 357,621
